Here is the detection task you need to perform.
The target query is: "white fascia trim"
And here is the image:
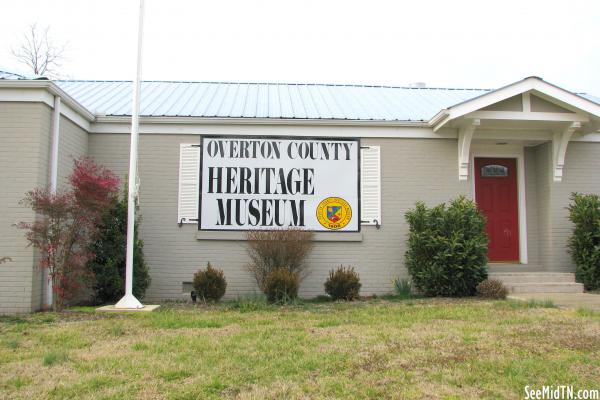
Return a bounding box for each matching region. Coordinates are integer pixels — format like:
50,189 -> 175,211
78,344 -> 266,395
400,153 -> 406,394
94,115 -> 431,127
529,79 -> 600,117
0,80 -> 94,120
474,129 -> 553,142
0,80 -> 94,130
0,87 -> 54,105
572,132 -> 600,142
60,101 -> 91,131
470,144 -> 528,265
88,121 -> 600,142
465,110 -> 589,123
429,110 -> 449,128
471,129 -> 600,142
90,119 -> 458,138
447,78 -> 538,120
431,77 -> 600,130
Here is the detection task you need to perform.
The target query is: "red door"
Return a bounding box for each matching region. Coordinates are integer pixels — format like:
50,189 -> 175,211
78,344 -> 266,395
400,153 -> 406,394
474,158 -> 519,262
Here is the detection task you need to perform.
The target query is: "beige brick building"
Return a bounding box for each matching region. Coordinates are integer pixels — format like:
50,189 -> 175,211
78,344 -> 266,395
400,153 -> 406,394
1,76 -> 599,313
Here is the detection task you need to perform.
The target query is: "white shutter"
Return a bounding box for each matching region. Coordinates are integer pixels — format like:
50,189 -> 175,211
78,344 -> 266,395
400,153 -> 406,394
177,143 -> 200,224
361,146 -> 381,225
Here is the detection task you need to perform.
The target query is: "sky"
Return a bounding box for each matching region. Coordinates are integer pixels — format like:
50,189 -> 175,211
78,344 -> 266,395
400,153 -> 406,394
1,0 -> 599,95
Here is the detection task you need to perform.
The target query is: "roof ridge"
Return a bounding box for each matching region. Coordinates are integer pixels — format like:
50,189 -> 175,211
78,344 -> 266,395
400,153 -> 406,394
54,79 -> 493,91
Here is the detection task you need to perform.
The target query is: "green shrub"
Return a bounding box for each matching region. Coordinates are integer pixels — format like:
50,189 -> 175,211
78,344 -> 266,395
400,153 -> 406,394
324,266 -> 361,301
263,268 -> 299,304
88,188 -> 150,304
405,196 -> 488,297
568,193 -> 600,290
476,279 -> 508,299
193,263 -> 227,302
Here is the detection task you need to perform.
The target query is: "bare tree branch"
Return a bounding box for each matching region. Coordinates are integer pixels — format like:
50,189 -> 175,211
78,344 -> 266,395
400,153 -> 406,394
11,23 -> 67,79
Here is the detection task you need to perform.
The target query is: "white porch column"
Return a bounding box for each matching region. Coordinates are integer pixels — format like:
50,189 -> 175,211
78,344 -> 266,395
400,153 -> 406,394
458,119 -> 480,181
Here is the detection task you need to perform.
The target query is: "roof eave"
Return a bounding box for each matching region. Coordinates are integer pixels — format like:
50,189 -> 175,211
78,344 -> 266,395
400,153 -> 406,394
0,79 -> 96,121
428,109 -> 449,128
435,77 -> 600,128
93,115 -> 432,127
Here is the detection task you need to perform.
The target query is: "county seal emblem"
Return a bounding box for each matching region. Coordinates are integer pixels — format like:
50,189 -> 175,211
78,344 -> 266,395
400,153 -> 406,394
316,197 -> 352,230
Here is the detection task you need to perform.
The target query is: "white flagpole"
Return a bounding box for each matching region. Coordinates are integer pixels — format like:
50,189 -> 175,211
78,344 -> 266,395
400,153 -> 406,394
115,0 -> 145,309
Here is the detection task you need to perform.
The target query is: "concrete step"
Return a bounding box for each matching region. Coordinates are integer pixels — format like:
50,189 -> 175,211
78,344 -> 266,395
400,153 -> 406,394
507,282 -> 584,294
489,272 -> 575,284
488,264 -> 545,273
488,272 -> 583,294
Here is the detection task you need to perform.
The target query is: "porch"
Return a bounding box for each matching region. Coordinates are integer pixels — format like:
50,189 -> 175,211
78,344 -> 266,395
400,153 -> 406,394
430,78 -> 600,279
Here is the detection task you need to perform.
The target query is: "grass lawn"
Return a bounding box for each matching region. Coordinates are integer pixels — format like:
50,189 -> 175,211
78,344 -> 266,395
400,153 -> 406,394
1,297 -> 599,399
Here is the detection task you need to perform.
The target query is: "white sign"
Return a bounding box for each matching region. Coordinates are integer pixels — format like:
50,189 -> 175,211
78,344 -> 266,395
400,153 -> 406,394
200,136 -> 360,231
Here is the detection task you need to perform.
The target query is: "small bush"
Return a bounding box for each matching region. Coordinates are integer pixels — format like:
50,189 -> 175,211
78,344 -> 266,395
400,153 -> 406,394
193,263 -> 227,302
263,268 -> 300,304
405,196 -> 488,297
89,186 -> 150,304
476,279 -> 508,299
324,266 -> 361,301
568,193 -> 600,290
246,228 -> 314,291
393,277 -> 412,299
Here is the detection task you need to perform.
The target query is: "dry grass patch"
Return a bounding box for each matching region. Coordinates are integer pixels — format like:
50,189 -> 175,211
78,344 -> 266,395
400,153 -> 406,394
1,298 -> 599,399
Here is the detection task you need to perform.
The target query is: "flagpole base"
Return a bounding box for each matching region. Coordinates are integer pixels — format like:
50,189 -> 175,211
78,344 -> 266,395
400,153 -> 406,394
114,293 -> 144,309
96,304 -> 159,313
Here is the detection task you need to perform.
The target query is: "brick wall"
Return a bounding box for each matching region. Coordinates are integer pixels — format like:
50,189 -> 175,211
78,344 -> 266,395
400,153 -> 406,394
5,114 -> 596,309
57,116 -> 88,185
530,141 -> 600,271
548,142 -> 600,271
0,103 -> 51,314
89,132 -> 471,300
0,103 -> 89,314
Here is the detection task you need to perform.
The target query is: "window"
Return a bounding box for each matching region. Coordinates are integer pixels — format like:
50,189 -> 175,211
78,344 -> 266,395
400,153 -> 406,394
481,164 -> 508,177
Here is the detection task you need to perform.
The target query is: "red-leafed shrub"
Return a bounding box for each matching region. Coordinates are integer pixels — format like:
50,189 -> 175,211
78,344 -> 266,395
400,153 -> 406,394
19,157 -> 119,310
70,157 -> 120,211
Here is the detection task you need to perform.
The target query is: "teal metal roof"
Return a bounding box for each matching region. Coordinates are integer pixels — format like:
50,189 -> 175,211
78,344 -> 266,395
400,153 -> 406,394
55,80 -> 493,121
0,70 -> 27,80
54,80 -> 599,121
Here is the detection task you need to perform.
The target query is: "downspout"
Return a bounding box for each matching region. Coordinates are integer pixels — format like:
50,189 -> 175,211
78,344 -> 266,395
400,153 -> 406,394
45,95 -> 61,309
